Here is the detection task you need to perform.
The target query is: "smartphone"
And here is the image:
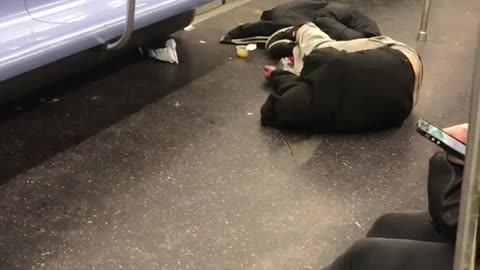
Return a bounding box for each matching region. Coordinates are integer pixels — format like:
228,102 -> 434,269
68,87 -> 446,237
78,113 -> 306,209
417,119 -> 466,159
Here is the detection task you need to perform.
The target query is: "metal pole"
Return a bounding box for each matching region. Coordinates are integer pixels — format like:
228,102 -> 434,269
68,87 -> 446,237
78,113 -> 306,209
417,0 -> 432,42
107,0 -> 136,50
453,22 -> 480,270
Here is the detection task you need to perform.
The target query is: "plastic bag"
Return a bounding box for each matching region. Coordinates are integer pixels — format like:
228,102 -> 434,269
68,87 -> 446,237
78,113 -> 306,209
140,39 -> 179,64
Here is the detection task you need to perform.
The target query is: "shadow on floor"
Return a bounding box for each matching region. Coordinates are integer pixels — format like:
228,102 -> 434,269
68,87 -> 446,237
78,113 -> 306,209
0,36 -> 229,185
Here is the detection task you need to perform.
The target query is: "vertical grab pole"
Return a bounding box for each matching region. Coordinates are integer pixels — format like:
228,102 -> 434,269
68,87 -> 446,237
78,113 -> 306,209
453,22 -> 480,270
417,0 -> 432,42
107,0 -> 136,50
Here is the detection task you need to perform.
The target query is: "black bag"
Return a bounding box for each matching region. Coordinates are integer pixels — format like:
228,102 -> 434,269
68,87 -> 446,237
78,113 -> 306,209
427,152 -> 464,241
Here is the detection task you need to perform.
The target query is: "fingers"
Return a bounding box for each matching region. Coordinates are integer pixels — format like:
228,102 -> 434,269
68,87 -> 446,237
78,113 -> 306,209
263,65 -> 276,80
433,151 -> 464,166
444,123 -> 469,144
447,154 -> 465,166
263,65 -> 276,72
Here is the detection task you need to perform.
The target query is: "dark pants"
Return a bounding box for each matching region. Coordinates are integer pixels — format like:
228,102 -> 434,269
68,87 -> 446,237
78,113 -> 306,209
321,211 -> 455,270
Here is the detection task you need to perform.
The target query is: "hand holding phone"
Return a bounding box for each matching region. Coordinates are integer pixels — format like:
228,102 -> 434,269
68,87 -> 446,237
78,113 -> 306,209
417,119 -> 467,160
443,124 -> 469,144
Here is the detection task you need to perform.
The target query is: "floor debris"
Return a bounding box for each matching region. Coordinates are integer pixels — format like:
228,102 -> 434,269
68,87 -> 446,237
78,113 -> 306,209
140,39 -> 179,64
174,102 -> 183,110
246,44 -> 257,51
184,25 -> 197,31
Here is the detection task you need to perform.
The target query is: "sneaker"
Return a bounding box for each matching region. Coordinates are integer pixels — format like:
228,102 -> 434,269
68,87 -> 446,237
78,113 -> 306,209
267,41 -> 295,59
266,27 -> 296,47
265,27 -> 296,58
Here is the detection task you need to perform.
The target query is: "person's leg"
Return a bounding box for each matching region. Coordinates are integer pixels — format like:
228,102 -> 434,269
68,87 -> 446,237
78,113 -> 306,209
320,238 -> 454,270
294,23 -> 335,58
291,23 -> 383,74
367,211 -> 446,243
291,23 -> 335,74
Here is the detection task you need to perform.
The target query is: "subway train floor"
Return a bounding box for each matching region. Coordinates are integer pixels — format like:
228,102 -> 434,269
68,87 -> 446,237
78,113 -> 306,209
0,0 -> 479,269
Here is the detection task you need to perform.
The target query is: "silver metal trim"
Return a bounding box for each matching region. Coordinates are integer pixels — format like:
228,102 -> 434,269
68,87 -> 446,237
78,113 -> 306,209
453,22 -> 480,270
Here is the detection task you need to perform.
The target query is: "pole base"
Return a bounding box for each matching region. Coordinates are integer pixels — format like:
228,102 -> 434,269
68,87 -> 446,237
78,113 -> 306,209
417,31 -> 427,42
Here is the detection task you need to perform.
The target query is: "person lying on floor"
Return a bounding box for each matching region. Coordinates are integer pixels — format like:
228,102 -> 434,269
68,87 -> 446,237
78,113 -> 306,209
261,23 -> 423,132
315,123 -> 470,270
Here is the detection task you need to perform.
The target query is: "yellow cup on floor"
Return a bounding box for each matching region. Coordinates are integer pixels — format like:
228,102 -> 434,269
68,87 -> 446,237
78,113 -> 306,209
236,45 -> 249,58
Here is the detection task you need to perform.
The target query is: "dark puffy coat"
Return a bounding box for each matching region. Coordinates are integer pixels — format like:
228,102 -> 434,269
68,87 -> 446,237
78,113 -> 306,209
221,1 -> 381,46
261,46 -> 415,132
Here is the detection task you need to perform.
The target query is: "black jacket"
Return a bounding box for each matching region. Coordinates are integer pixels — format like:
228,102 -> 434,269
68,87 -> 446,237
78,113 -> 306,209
221,1 -> 381,46
261,46 -> 415,132
428,152 -> 463,242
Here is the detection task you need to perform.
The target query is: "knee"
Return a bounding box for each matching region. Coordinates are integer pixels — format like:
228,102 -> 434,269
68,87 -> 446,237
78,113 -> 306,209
295,22 -> 318,39
345,238 -> 383,264
367,213 -> 398,238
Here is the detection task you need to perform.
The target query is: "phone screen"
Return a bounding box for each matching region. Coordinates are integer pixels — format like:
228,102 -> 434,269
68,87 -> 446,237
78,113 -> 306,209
423,123 -> 467,156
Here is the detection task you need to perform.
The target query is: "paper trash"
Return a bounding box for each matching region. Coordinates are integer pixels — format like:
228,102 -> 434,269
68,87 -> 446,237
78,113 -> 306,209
140,39 -> 179,64
246,44 -> 257,51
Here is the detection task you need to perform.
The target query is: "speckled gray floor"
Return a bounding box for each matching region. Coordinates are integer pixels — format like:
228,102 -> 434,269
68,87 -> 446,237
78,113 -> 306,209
0,0 -> 479,269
